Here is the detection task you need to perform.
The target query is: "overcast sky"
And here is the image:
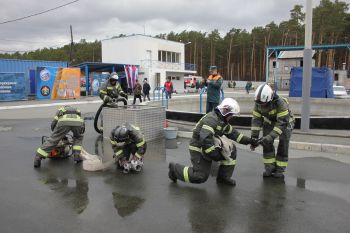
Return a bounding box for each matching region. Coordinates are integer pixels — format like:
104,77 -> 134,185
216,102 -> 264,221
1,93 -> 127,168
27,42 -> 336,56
0,0 -> 326,52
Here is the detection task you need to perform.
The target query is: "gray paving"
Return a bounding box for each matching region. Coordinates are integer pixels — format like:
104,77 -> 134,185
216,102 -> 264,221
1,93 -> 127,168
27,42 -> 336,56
0,117 -> 350,233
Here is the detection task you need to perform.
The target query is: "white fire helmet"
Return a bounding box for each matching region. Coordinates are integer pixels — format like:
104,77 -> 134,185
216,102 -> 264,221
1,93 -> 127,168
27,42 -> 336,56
255,83 -> 274,104
216,98 -> 240,117
110,72 -> 119,81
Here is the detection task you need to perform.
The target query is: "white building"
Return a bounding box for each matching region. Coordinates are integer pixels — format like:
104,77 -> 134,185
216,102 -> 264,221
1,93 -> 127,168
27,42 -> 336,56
268,50 -> 315,90
102,34 -> 196,93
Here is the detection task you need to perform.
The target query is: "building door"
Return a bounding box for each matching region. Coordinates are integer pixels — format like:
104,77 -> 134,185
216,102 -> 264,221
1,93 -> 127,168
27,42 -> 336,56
155,73 -> 160,88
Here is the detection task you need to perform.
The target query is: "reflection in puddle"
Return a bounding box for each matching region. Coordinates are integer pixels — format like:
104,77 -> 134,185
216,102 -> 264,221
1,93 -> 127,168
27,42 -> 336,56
112,192 -> 145,218
287,177 -> 350,203
40,177 -> 89,214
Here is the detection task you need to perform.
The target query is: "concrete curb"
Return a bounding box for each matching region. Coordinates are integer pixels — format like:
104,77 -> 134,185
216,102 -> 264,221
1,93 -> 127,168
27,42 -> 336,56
177,130 -> 350,155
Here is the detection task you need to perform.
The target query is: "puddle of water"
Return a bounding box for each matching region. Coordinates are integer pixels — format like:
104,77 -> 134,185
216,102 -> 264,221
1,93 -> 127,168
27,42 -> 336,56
286,177 -> 350,203
39,176 -> 89,214
165,139 -> 178,149
112,192 -> 145,218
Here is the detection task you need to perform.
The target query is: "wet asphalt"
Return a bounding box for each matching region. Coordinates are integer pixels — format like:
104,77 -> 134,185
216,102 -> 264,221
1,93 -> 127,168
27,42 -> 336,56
0,118 -> 350,233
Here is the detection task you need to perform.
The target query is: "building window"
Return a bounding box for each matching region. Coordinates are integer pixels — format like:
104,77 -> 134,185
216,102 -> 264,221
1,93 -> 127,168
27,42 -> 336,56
272,61 -> 276,69
162,51 -> 166,62
167,52 -> 171,62
300,60 -> 303,67
176,76 -> 180,80
334,73 -> 339,81
158,50 -> 181,63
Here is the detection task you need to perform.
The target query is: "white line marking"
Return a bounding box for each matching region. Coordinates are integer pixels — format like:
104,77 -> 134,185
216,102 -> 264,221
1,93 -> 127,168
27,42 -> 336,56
0,100 -> 102,110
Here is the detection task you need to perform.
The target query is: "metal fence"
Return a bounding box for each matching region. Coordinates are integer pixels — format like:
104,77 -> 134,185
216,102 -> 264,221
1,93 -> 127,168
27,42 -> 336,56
103,105 -> 166,141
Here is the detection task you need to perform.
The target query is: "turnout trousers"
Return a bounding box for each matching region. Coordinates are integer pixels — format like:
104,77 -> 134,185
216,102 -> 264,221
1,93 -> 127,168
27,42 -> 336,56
262,124 -> 292,173
172,145 -> 237,184
36,125 -> 84,158
206,102 -> 219,113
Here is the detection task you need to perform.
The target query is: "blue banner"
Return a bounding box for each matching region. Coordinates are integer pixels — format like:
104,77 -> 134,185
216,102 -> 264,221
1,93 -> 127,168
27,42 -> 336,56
29,69 -> 36,95
91,73 -> 109,96
36,67 -> 58,100
0,72 -> 27,101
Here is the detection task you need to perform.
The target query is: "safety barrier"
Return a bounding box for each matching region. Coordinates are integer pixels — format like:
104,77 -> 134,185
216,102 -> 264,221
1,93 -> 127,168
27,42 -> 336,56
153,87 -> 169,109
199,87 -> 225,113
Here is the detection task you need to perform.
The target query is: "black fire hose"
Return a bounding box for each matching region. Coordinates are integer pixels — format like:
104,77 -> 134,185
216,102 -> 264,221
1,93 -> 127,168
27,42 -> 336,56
94,97 -> 128,134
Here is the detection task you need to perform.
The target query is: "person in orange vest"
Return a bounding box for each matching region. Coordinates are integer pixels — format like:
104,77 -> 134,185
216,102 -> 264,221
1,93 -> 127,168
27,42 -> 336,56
206,66 -> 223,113
164,77 -> 173,99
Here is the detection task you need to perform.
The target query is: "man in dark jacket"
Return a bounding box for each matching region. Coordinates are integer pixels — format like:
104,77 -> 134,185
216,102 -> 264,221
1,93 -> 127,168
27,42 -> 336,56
206,66 -> 223,113
133,79 -> 142,104
143,79 -> 151,101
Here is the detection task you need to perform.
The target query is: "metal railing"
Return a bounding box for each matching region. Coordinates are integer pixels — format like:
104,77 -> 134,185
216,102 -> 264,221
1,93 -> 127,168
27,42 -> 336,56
153,87 -> 168,109
140,60 -> 196,71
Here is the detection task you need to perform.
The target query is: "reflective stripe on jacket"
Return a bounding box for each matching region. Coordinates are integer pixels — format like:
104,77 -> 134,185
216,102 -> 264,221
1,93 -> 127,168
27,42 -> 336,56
251,95 -> 294,139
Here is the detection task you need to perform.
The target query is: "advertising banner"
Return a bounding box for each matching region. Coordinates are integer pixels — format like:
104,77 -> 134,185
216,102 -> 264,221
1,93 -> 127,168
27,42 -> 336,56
91,73 -> 109,96
36,67 -> 81,100
0,72 -> 27,101
124,65 -> 138,90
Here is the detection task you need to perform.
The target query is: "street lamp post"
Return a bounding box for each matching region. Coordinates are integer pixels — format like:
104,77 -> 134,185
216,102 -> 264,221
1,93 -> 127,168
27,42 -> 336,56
301,0 -> 313,132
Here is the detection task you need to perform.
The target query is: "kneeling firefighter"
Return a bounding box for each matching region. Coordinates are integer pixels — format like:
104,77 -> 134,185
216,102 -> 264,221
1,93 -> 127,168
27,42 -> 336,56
34,105 -> 85,168
250,83 -> 294,178
110,123 -> 146,173
168,98 -> 259,186
99,72 -> 128,103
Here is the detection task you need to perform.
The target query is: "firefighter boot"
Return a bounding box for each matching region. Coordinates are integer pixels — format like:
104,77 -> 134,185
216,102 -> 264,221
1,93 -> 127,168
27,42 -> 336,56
73,151 -> 83,163
216,165 -> 236,186
168,163 -> 177,183
34,154 -> 45,168
263,164 -> 276,178
273,167 -> 285,179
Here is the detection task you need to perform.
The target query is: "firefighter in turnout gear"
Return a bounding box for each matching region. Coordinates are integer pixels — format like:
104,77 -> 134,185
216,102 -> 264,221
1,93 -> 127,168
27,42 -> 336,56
99,72 -> 127,103
168,98 -> 259,186
110,123 -> 147,172
250,83 -> 294,178
34,106 -> 85,168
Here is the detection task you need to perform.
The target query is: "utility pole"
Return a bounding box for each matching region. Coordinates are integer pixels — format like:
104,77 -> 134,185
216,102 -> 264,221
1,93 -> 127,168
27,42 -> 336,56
69,25 -> 74,64
301,0 -> 313,131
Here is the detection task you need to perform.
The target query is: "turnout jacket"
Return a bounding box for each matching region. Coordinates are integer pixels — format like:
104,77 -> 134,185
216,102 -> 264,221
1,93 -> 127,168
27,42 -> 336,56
99,80 -> 125,102
190,110 -> 251,160
110,123 -> 146,159
51,106 -> 84,130
251,95 -> 294,139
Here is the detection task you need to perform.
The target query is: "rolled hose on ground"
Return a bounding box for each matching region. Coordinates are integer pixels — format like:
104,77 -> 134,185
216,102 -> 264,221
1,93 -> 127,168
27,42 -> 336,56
94,97 -> 128,134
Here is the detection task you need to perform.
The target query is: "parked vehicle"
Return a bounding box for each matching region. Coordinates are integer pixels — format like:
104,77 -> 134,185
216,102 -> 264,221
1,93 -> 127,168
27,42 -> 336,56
184,76 -> 202,88
333,85 -> 348,98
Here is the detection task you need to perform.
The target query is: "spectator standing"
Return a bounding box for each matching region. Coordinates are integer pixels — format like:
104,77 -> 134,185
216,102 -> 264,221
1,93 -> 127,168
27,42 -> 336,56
164,77 -> 173,99
133,79 -> 142,104
143,79 -> 151,101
